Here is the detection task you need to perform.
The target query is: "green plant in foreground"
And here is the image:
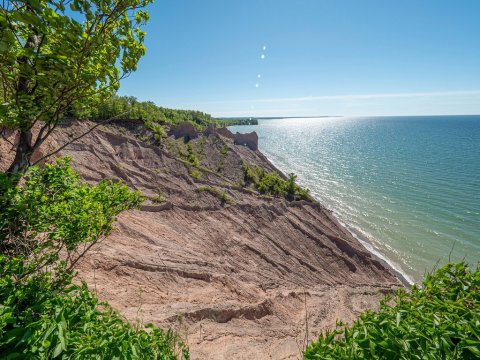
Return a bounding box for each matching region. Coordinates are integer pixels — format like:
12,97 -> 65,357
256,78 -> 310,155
304,262 -> 480,360
0,158 -> 142,265
0,159 -> 188,358
0,256 -> 189,359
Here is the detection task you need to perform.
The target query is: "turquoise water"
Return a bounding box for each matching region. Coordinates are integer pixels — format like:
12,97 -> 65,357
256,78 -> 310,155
230,116 -> 480,283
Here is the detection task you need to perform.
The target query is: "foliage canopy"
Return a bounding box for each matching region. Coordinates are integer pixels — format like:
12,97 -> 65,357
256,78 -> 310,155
0,0 -> 152,174
0,157 -> 142,272
76,95 -> 259,129
0,159 -> 188,358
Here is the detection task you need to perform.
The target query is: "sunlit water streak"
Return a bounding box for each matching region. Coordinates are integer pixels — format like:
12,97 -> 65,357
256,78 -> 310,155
230,116 -> 480,283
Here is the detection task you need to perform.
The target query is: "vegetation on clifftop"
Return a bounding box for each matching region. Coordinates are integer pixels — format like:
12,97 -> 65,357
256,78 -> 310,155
81,95 -> 216,129
305,262 -> 480,359
76,95 -> 258,129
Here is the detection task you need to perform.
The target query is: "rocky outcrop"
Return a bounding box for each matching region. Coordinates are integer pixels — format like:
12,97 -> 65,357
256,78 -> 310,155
0,121 -> 402,360
202,124 -> 216,137
234,131 -> 258,151
215,127 -> 235,139
208,127 -> 259,151
168,121 -> 198,141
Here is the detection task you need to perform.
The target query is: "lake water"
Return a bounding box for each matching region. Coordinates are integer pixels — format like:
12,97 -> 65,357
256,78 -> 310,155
229,115 -> 480,283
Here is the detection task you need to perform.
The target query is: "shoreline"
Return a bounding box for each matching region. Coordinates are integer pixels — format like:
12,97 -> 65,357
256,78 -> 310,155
260,150 -> 413,287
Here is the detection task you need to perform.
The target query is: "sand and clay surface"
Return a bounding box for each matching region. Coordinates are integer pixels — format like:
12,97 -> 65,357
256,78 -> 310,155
1,121 -> 402,359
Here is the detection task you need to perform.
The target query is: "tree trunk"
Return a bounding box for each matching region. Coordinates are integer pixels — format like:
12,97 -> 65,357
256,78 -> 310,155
6,129 -> 34,176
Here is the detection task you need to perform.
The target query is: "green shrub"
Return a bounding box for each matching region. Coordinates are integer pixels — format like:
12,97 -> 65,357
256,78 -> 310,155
220,191 -> 232,205
0,158 -> 142,266
257,171 -> 286,197
242,164 -> 312,201
186,143 -> 199,166
0,159 -> 188,359
0,256 -> 189,359
242,164 -> 258,184
189,169 -> 203,180
152,124 -> 167,143
305,262 -> 480,360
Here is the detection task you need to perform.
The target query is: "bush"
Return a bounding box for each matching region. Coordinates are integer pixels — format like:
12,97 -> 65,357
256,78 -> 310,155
0,158 -> 142,268
242,164 -> 312,201
220,191 -> 232,205
0,159 -> 188,358
304,262 -> 480,359
0,256 -> 189,359
186,143 -> 199,166
152,124 -> 167,144
242,164 -> 258,184
189,169 -> 203,180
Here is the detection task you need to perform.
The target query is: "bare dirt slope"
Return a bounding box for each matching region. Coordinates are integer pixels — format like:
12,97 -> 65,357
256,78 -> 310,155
1,121 -> 402,360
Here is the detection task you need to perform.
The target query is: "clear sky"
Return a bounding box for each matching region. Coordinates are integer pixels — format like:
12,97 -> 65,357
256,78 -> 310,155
119,0 -> 480,117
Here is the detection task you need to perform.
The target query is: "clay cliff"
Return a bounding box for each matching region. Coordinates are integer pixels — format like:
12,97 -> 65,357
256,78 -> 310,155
0,121 -> 402,360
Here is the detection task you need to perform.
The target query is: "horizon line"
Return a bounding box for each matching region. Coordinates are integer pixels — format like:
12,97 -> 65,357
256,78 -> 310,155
198,90 -> 480,106
218,113 -> 480,119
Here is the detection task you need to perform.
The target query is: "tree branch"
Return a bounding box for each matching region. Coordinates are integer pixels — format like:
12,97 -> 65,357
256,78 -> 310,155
0,127 -> 15,147
31,111 -> 130,166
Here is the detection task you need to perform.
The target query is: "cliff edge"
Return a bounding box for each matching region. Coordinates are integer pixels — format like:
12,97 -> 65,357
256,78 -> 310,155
0,121 -> 402,359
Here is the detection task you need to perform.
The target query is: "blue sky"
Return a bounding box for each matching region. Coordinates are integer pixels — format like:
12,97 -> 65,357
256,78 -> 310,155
119,0 -> 480,117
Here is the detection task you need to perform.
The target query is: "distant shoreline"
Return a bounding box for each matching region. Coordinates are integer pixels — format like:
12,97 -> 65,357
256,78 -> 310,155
219,115 -> 342,121
220,114 -> 480,121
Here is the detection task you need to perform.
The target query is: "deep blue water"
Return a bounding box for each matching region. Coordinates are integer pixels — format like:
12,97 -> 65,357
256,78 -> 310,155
230,115 -> 480,283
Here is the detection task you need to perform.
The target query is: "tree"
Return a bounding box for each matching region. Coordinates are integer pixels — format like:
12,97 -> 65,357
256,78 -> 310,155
286,172 -> 297,200
0,0 -> 152,176
0,159 -> 190,359
0,157 -> 142,273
